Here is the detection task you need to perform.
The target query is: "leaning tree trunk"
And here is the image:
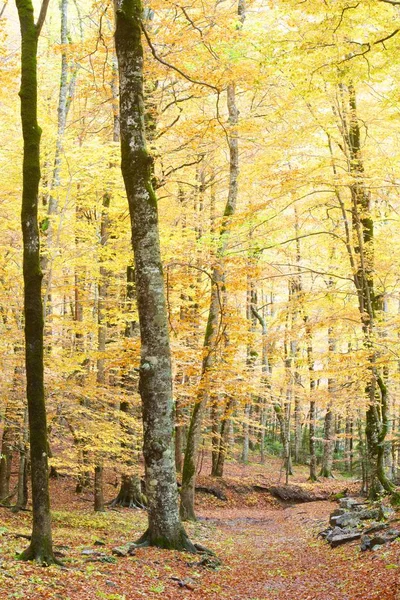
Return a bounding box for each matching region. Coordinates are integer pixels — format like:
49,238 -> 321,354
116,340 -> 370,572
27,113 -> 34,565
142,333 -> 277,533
114,0 -> 194,550
15,0 -> 57,564
180,57 -> 242,523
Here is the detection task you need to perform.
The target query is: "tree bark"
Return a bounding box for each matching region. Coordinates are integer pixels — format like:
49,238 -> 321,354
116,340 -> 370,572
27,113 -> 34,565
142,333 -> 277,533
16,407 -> 29,511
94,465 -> 105,512
0,398 -> 15,503
15,0 -> 57,565
342,84 -> 392,497
320,330 -> 335,478
114,0 -> 193,550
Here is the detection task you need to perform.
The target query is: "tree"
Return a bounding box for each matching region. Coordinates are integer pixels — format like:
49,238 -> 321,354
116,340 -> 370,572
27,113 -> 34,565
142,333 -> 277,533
15,0 -> 58,565
113,0 -> 195,550
180,0 -> 244,522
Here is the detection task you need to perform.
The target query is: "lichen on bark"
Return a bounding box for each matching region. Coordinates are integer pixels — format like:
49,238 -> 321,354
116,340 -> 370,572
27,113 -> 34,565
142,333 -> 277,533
114,0 -> 195,551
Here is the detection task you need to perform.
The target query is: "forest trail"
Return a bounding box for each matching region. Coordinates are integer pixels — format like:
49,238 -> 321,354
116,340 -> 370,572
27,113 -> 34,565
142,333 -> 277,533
0,468 -> 398,599
197,501 -> 399,600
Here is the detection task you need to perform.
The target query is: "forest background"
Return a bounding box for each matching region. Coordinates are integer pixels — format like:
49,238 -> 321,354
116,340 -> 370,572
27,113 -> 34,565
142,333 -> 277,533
1,0 -> 400,536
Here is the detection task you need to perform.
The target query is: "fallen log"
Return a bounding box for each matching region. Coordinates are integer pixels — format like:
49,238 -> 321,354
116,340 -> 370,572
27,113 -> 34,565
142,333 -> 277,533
268,485 -> 329,503
195,486 -> 227,501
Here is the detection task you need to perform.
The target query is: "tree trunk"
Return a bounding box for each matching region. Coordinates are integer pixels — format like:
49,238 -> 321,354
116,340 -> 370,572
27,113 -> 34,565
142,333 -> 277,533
320,407 -> 334,478
212,397 -> 234,478
241,404 -> 251,463
305,322 -> 317,482
94,465 -> 105,512
180,58 -> 241,523
320,330 -> 335,478
344,84 -> 392,497
175,395 -> 183,474
111,474 -> 146,508
42,0 -> 75,323
16,406 -> 29,511
15,0 -> 57,564
0,399 -> 15,503
114,0 -> 193,550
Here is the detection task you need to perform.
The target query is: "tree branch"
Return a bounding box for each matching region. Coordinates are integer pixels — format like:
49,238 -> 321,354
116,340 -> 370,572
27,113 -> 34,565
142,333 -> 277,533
35,0 -> 51,36
140,21 -> 220,93
0,0 -> 8,19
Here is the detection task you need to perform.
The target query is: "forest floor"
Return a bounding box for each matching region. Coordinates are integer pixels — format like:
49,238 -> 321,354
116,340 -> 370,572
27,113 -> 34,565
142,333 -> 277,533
0,459 -> 399,599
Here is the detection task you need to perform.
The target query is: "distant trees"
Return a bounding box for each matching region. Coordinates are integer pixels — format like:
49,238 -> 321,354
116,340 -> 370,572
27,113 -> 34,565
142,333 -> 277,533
3,0 -> 400,558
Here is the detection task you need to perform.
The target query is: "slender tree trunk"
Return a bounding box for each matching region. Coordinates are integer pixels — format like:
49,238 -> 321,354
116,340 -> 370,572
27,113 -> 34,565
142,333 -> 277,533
345,404 -> 353,474
320,330 -> 335,478
345,85 -> 392,497
241,404 -> 251,463
94,465 -> 105,512
15,0 -> 56,564
213,397 -> 234,477
180,16 -> 242,520
114,0 -> 193,550
0,399 -> 15,503
42,0 -> 75,323
175,395 -> 184,474
305,321 -> 317,482
16,407 -> 29,511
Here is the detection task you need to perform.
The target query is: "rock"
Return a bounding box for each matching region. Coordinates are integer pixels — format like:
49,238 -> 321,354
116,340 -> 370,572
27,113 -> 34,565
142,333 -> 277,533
358,508 -> 380,521
365,529 -> 400,549
81,549 -> 97,556
335,513 -> 361,529
112,543 -> 136,557
339,498 -> 360,510
178,578 -> 196,591
363,522 -> 389,535
361,535 -> 372,551
329,509 -> 346,526
378,504 -> 395,520
268,485 -> 329,503
327,528 -> 362,547
106,580 -> 117,587
318,528 -> 331,539
94,540 -> 106,546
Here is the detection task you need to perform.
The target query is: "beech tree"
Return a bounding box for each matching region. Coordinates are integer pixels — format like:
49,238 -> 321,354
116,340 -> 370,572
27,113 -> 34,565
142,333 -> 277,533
113,0 -> 195,550
15,0 -> 57,564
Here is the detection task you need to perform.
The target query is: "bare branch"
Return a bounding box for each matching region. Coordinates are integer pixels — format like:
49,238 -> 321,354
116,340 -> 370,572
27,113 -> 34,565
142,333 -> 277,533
333,3 -> 360,34
0,0 -> 8,19
373,28 -> 400,46
35,0 -> 51,36
140,21 -> 220,93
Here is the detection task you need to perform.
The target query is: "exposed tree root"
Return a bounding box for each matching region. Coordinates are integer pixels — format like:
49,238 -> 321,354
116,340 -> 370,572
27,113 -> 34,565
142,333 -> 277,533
108,475 -> 147,509
132,527 -> 212,554
19,544 -> 64,567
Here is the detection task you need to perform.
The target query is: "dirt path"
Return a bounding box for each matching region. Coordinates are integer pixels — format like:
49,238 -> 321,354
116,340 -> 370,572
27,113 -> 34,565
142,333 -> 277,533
195,502 -> 399,600
0,475 -> 399,599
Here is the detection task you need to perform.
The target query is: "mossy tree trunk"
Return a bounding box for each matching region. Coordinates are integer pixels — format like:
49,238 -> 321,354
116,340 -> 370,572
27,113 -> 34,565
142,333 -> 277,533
337,84 -> 394,498
15,0 -> 57,565
114,0 -> 194,550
